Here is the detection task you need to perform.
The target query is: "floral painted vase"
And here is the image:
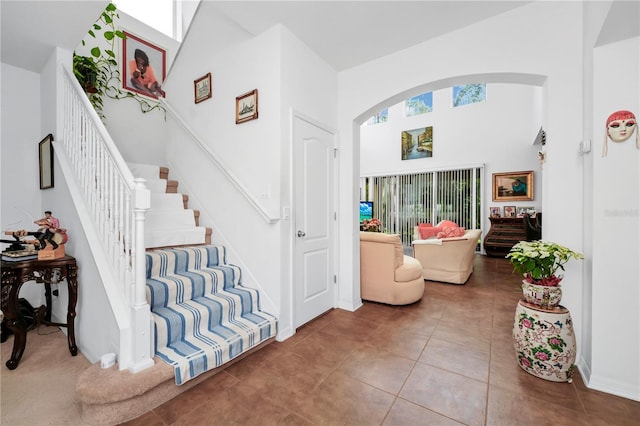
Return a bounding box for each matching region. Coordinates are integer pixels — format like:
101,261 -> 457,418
521,280 -> 562,310
513,300 -> 576,382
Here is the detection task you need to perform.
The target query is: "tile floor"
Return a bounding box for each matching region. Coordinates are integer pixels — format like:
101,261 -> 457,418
124,256 -> 640,425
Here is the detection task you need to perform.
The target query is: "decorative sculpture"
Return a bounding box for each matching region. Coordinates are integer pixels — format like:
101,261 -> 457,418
602,110 -> 638,157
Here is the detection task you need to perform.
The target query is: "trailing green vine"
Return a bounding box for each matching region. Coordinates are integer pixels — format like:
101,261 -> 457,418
73,3 -> 165,120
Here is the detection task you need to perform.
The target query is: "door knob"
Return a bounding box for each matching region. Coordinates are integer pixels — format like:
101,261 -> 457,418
297,230 -> 306,237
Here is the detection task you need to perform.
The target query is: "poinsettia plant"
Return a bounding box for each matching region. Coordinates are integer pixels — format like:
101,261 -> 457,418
361,218 -> 382,232
507,240 -> 584,286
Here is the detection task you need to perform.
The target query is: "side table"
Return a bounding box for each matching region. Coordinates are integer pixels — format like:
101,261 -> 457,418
513,299 -> 576,382
1,255 -> 78,370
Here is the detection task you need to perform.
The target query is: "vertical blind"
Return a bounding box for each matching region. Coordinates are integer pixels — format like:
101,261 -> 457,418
362,166 -> 483,250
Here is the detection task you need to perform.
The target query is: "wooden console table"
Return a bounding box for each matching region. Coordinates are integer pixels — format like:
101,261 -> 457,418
1,255 -> 78,370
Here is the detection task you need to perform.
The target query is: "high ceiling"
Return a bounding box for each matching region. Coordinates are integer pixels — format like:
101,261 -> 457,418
1,1 -> 638,74
202,1 -> 531,71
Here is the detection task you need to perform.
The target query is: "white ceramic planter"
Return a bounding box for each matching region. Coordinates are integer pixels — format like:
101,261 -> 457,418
521,280 -> 562,310
513,300 -> 576,382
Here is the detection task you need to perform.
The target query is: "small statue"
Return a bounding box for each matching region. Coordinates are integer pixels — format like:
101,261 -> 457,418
33,211 -> 62,250
6,211 -> 68,251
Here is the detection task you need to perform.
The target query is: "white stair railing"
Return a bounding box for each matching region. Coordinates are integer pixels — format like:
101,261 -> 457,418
57,62 -> 153,373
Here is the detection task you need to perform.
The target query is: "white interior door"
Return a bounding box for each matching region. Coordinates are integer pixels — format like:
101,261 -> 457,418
293,115 -> 335,328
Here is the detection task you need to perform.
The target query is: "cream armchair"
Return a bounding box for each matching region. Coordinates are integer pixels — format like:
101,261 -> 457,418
359,232 -> 425,305
412,228 -> 482,284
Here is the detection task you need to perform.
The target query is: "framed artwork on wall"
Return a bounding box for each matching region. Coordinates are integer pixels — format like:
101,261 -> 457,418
194,73 -> 212,104
492,170 -> 534,201
39,134 -> 54,189
235,89 -> 258,124
401,126 -> 433,160
490,207 -> 501,218
122,31 -> 166,99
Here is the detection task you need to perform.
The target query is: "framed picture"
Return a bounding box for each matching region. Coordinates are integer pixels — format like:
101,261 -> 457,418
517,206 -> 536,217
492,170 -> 534,201
401,126 -> 433,160
490,206 -> 501,218
39,134 -> 54,189
504,206 -> 516,218
194,73 -> 212,104
122,31 -> 166,99
235,89 -> 258,124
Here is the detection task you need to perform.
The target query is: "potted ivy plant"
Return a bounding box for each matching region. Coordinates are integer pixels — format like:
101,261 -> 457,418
73,3 -> 164,119
72,3 -> 125,118
507,240 -> 583,309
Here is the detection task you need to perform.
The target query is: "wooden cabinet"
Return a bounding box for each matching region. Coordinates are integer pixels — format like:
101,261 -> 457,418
484,217 -> 528,257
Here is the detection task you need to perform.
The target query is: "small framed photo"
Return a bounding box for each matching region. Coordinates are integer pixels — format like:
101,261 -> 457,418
236,89 -> 258,124
492,170 -> 534,201
194,73 -> 212,104
504,206 -> 516,218
122,31 -> 166,99
39,134 -> 54,189
490,207 -> 501,218
517,206 -> 536,217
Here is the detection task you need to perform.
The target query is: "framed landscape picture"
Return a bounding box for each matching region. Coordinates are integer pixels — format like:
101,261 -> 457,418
401,126 -> 433,160
492,170 -> 533,201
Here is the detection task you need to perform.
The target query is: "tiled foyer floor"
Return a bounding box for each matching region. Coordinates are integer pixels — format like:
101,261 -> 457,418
125,255 -> 639,426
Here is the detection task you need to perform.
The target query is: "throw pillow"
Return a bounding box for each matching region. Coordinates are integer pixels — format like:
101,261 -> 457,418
419,225 -> 441,239
436,220 -> 458,229
436,226 -> 466,239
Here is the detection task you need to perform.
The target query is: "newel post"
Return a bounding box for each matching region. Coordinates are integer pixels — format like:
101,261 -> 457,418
129,178 -> 154,373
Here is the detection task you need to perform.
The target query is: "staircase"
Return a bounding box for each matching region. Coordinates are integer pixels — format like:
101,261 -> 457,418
146,245 -> 277,384
127,163 -> 212,249
128,162 -> 276,384
76,164 -> 277,424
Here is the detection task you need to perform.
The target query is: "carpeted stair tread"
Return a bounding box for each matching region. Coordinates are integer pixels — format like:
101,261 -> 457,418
76,358 -> 174,404
145,227 -> 207,249
146,246 -> 277,385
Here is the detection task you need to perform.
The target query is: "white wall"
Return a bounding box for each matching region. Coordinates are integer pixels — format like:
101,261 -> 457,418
160,10 -> 338,337
359,83 -> 543,229
0,63 -> 46,304
591,36 -> 639,400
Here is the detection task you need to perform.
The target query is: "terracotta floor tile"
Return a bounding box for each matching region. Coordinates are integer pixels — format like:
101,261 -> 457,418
152,371 -> 239,424
338,344 -> 416,394
400,363 -> 488,425
383,397 -> 464,425
370,324 -> 431,360
489,348 -> 584,411
431,318 -> 492,352
120,410 -> 165,426
572,373 -> 640,425
287,329 -> 358,369
290,370 -> 396,425
420,337 -> 490,382
486,384 -> 603,426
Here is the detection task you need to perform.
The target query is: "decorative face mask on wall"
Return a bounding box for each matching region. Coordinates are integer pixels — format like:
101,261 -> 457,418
603,110 -> 639,157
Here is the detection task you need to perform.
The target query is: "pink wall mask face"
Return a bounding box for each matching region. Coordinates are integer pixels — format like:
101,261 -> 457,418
607,118 -> 636,142
602,110 -> 639,157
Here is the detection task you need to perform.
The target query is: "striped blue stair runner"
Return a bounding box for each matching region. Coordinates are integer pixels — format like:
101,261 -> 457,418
146,245 -> 277,385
